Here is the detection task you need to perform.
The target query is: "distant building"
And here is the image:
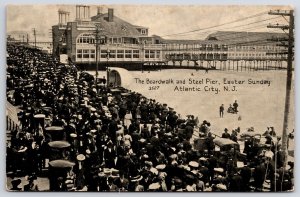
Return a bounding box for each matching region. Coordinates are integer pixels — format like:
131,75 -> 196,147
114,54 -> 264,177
206,31 -> 288,61
52,5 -> 288,69
7,31 -> 29,43
52,5 -> 163,67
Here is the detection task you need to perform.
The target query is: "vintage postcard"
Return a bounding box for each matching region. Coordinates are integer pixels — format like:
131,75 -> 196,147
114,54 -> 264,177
6,4 -> 294,192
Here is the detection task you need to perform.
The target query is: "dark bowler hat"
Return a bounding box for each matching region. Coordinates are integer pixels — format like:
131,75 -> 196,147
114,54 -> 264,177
11,178 -> 21,186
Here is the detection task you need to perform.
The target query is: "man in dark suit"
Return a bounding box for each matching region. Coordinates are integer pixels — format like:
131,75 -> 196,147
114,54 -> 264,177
114,171 -> 129,191
104,141 -> 116,168
253,160 -> 266,191
222,128 -> 230,138
23,175 -> 39,191
103,176 -> 118,191
208,154 -> 217,184
240,162 -> 252,191
228,169 -> 243,192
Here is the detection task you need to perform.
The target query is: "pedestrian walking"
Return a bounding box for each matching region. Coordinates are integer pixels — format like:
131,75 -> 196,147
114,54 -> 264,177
219,104 -> 224,118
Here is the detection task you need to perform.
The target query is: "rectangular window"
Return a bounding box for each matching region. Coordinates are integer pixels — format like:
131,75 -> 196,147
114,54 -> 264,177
90,54 -> 95,58
117,50 -> 124,58
83,54 -> 89,58
133,50 -> 139,58
145,50 -> 150,58
133,54 -> 139,58
90,49 -> 95,54
150,50 -> 155,58
156,50 -> 160,58
77,49 -> 82,53
83,49 -> 89,54
100,50 -> 107,58
125,50 -> 132,58
77,54 -> 82,58
141,29 -> 147,35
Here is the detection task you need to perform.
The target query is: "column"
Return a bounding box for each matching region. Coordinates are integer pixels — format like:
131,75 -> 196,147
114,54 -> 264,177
76,6 -> 78,19
83,6 -> 86,19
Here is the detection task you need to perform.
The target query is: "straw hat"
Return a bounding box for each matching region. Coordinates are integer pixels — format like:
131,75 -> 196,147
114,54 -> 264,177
199,157 -> 207,161
150,167 -> 159,175
156,164 -> 166,170
216,184 -> 227,190
214,168 -> 224,173
76,154 -> 85,161
189,161 -> 199,168
90,129 -> 97,134
70,133 -> 77,138
131,175 -> 143,182
148,182 -> 160,190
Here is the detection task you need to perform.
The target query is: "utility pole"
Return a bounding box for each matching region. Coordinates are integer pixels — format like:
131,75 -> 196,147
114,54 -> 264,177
48,29 -> 53,56
32,28 -> 37,49
268,9 -> 294,188
95,23 -> 103,84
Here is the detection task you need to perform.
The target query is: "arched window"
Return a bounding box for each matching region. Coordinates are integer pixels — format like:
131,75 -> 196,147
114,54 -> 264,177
76,33 -> 95,44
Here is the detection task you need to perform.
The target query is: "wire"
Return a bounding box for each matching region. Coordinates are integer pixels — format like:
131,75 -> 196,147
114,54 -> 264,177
161,11 -> 268,37
281,15 -> 289,24
166,15 -> 283,38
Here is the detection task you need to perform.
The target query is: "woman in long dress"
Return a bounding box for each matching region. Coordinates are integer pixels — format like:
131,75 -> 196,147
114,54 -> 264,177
124,110 -> 132,129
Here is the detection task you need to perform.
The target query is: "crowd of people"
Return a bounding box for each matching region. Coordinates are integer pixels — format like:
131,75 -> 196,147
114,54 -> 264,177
6,43 -> 294,192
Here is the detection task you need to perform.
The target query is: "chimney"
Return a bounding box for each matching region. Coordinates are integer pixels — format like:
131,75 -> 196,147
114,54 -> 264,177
97,7 -> 103,15
76,5 -> 90,21
108,8 -> 114,22
58,9 -> 70,25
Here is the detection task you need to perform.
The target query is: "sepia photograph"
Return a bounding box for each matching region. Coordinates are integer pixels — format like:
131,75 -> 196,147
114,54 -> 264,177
5,4 -> 294,192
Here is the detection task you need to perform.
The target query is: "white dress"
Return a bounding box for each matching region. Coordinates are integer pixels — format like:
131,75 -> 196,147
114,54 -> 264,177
124,113 -> 132,129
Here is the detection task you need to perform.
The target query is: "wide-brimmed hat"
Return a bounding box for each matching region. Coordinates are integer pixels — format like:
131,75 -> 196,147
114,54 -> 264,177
130,175 -> 143,182
70,133 -> 77,138
90,129 -> 97,134
189,161 -> 199,168
148,182 -> 160,190
156,164 -> 166,170
199,157 -> 207,161
150,168 -> 159,175
76,154 -> 85,161
214,168 -> 224,173
216,184 -> 227,190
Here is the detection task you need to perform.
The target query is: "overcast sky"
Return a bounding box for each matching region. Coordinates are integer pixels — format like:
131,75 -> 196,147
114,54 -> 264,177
6,4 -> 291,42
